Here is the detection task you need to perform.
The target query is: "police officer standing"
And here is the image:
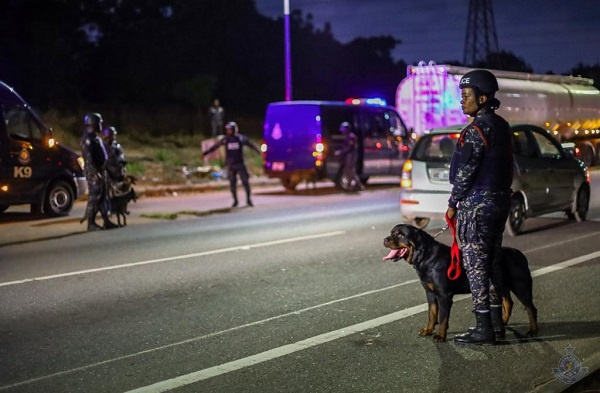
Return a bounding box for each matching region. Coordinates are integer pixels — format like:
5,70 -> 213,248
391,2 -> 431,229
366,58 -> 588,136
102,126 -> 126,182
334,122 -> 363,192
446,70 -> 513,345
81,113 -> 118,231
202,121 -> 261,207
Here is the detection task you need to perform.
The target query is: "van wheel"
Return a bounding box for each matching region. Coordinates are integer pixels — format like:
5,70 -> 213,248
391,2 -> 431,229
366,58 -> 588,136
505,195 -> 525,236
44,180 -> 74,216
280,177 -> 299,191
0,205 -> 9,214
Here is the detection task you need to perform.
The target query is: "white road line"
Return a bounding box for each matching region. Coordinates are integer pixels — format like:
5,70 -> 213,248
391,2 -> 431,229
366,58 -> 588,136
120,250 -> 598,393
0,279 -> 419,391
0,231 -> 346,288
3,250 -> 599,392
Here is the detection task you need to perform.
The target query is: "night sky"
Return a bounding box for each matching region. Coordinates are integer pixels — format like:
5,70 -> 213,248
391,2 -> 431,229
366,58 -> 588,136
255,0 -> 600,75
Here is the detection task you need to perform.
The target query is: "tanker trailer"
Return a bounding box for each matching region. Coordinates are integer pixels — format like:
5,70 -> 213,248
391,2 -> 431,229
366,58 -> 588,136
396,62 -> 600,166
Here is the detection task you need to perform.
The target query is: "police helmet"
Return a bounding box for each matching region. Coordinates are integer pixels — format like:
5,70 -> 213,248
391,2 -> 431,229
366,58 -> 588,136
339,122 -> 352,133
102,126 -> 117,138
459,69 -> 499,95
225,121 -> 238,134
84,113 -> 103,129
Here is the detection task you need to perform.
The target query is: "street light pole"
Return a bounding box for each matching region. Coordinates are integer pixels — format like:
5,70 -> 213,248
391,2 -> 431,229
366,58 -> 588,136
284,0 -> 292,101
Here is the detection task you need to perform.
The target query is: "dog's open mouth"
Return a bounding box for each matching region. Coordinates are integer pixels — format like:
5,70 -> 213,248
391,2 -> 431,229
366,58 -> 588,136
383,247 -> 408,262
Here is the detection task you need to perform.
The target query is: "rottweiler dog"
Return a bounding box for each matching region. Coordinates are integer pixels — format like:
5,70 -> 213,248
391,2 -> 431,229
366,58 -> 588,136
383,224 -> 538,342
110,175 -> 138,227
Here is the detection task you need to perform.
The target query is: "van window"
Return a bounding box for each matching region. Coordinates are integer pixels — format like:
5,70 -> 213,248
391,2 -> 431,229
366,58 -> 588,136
2,104 -> 43,142
321,105 -> 358,137
389,111 -> 408,138
361,108 -> 388,139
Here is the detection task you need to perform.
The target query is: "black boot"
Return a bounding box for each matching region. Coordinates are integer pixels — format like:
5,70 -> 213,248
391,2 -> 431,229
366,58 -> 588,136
466,306 -> 506,340
490,306 -> 506,340
101,210 -> 119,229
232,198 -> 239,207
246,197 -> 253,207
454,311 -> 496,345
86,206 -> 102,232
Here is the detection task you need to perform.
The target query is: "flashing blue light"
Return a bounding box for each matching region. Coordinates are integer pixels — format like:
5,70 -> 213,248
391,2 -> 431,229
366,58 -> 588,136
365,98 -> 387,106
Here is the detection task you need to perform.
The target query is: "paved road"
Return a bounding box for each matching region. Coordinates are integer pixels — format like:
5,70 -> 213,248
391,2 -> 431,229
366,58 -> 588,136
0,177 -> 599,392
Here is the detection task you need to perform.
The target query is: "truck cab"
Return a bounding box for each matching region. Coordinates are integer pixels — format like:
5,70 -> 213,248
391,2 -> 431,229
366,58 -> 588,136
0,81 -> 86,216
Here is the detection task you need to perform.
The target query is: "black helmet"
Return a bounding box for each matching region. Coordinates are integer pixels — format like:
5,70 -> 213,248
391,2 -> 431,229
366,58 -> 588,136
225,121 -> 238,134
84,113 -> 103,129
102,126 -> 117,138
459,69 -> 499,95
339,122 -> 352,133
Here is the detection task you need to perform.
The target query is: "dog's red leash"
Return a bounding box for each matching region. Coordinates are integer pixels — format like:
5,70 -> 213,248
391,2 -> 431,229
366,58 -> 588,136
445,214 -> 461,280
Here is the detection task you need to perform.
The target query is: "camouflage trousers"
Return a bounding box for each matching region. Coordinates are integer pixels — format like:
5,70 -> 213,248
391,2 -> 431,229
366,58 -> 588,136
457,190 -> 510,312
84,175 -> 108,220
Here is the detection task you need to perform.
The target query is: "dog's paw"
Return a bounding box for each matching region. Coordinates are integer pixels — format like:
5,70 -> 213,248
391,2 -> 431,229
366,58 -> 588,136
525,330 -> 538,338
432,334 -> 447,343
418,328 -> 433,336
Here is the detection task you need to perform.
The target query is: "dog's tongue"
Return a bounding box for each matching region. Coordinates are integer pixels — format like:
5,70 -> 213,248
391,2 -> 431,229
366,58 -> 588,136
383,248 -> 407,261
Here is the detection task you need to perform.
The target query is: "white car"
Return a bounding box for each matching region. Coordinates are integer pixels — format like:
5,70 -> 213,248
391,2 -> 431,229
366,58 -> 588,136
400,124 -> 590,236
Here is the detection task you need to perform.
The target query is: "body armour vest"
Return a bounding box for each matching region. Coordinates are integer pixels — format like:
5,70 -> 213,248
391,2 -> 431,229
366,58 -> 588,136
449,112 -> 513,192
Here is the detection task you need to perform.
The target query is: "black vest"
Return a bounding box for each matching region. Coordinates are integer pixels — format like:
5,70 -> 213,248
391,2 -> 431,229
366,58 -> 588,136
449,112 -> 513,192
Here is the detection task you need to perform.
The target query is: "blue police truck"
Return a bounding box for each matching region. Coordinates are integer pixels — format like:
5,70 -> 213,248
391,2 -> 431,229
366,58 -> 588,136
0,81 -> 86,216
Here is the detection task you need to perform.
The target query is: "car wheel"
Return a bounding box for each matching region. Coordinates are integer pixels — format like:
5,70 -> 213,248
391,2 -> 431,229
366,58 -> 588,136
44,180 -> 74,217
412,217 -> 430,229
0,204 -> 9,214
574,184 -> 590,222
505,195 -> 525,236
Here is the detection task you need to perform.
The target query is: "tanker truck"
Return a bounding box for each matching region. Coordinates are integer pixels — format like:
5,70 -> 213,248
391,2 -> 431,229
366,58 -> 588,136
396,62 -> 600,166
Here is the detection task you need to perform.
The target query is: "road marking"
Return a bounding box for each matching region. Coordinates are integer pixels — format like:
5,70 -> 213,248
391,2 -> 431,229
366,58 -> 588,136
3,250 -> 599,392
119,250 -> 597,393
0,279 -> 419,391
0,231 -> 346,288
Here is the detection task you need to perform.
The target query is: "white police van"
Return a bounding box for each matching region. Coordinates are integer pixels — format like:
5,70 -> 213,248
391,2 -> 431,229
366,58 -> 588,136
0,81 -> 86,216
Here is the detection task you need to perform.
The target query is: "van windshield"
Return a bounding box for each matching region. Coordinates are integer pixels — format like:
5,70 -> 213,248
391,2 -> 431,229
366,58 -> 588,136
2,104 -> 44,142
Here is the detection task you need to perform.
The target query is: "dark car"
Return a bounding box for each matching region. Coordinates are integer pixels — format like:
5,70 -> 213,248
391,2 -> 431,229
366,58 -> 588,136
400,123 -> 590,235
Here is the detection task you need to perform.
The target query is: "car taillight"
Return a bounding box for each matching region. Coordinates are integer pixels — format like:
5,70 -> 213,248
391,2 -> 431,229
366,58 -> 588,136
401,159 -> 413,188
313,134 -> 325,166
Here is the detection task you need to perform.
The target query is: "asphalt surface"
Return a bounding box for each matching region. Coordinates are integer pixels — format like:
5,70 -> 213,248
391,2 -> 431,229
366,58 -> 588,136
1,175 -> 599,392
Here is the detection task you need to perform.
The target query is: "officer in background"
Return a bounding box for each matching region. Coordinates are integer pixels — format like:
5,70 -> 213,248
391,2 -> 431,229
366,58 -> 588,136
334,122 -> 363,192
208,99 -> 225,137
446,70 -> 513,345
102,126 -> 126,182
202,121 -> 261,207
81,113 -> 118,231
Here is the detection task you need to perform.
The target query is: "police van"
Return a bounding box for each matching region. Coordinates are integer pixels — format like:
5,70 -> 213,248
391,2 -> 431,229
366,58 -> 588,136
0,81 -> 86,216
262,100 -> 414,190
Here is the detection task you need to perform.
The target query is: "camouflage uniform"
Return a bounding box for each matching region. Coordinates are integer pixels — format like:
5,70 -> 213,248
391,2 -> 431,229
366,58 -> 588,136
81,130 -> 109,228
449,109 -> 513,312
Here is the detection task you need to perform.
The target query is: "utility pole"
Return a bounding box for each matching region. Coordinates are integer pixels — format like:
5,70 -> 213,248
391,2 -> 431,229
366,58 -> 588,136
463,0 -> 499,66
284,0 -> 292,101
